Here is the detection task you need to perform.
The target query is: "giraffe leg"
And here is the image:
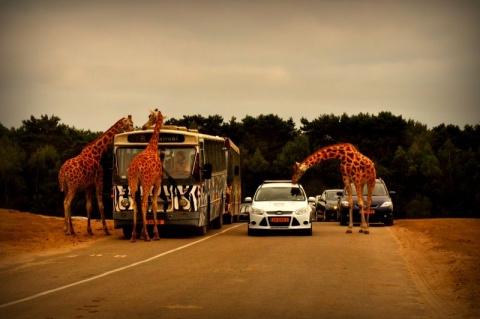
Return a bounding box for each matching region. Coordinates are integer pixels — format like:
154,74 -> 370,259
131,187 -> 138,242
152,182 -> 161,241
347,205 -> 353,234
64,191 -> 76,236
86,188 -> 94,235
346,187 -> 353,234
140,186 -> 151,242
364,185 -> 373,235
358,193 -> 366,233
95,183 -> 110,235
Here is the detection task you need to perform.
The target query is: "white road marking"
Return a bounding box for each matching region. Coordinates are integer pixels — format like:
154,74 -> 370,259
0,224 -> 243,308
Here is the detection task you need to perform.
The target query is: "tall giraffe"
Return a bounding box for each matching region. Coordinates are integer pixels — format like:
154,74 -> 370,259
59,115 -> 134,235
128,109 -> 164,242
292,143 -> 376,234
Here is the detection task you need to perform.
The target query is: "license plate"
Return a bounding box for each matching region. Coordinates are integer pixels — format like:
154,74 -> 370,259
146,219 -> 165,225
271,217 -> 290,223
362,210 -> 375,214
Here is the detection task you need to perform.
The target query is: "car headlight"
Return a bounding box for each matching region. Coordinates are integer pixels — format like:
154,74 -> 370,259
380,201 -> 393,208
295,206 -> 310,215
250,207 -> 265,215
341,200 -> 349,207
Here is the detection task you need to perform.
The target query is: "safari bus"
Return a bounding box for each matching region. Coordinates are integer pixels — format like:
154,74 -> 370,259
112,125 -> 241,238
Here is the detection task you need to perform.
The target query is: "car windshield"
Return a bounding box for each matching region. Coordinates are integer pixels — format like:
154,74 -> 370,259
350,183 -> 387,196
254,186 -> 306,201
326,192 -> 339,200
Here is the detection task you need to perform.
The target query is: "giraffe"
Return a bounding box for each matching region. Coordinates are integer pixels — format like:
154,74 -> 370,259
128,109 -> 165,242
59,115 -> 134,236
292,143 -> 376,234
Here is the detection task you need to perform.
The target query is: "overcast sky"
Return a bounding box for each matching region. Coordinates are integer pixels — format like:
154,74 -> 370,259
1,0 -> 479,132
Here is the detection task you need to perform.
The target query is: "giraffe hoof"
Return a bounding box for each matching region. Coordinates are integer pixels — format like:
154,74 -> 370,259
364,230 -> 370,235
346,229 -> 353,234
130,238 -> 136,243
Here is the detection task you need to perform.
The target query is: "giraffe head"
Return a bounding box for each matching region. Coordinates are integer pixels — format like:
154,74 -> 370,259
123,115 -> 135,132
142,109 -> 165,130
292,162 -> 307,184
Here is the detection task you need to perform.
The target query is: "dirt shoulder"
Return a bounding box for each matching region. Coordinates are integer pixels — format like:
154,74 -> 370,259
0,209 -> 479,317
0,209 -> 121,263
391,218 -> 480,318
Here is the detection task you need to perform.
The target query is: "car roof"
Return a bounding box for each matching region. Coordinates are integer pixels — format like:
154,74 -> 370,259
259,182 -> 300,188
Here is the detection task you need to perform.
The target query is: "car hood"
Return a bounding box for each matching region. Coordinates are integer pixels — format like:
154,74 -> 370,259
252,201 -> 309,212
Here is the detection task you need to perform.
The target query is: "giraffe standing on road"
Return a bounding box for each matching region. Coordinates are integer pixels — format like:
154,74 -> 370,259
59,115 -> 134,235
292,143 -> 376,234
128,109 -> 165,242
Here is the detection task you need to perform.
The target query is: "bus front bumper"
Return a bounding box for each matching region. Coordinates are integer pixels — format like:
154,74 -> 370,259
113,210 -> 202,228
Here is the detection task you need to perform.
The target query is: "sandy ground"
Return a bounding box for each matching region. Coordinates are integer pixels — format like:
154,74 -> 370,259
0,209 -> 479,317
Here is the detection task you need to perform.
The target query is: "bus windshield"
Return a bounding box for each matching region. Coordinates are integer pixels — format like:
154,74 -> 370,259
116,147 -> 196,180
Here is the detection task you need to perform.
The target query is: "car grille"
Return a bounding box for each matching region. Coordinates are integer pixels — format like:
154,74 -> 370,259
354,204 -> 378,209
266,211 -> 293,215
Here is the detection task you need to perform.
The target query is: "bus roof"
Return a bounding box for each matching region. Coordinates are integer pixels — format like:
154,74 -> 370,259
114,125 -> 230,146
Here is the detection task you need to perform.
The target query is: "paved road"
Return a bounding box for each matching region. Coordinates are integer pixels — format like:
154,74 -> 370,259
0,222 -> 430,318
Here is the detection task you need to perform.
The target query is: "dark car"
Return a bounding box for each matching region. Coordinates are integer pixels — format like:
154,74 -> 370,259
237,202 -> 251,222
316,189 -> 343,221
337,178 -> 395,226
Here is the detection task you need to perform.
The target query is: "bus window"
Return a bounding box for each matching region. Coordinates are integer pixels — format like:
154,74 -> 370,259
163,147 -> 196,179
116,148 -> 142,179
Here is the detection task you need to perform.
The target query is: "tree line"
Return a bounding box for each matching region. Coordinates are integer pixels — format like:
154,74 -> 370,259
1,111 -> 479,219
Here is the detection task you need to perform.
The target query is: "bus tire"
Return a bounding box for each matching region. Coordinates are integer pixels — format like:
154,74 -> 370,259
212,200 -> 224,229
223,213 -> 233,225
122,226 -> 133,239
196,224 -> 208,236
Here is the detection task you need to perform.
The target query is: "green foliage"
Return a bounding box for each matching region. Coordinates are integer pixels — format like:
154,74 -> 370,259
0,133 -> 27,208
1,113 -> 479,219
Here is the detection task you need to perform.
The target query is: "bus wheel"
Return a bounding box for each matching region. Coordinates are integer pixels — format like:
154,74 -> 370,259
122,226 -> 133,239
196,224 -> 208,236
223,213 -> 233,225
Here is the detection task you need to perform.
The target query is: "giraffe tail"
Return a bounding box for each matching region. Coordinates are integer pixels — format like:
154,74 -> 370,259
58,168 -> 66,193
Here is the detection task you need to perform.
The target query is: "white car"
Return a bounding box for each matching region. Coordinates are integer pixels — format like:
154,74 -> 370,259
246,180 -> 315,236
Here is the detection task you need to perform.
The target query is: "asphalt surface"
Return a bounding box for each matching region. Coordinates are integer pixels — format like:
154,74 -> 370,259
0,222 -> 430,318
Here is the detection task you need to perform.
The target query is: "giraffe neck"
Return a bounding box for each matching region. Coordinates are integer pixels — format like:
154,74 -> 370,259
81,118 -> 126,159
301,143 -> 357,169
146,115 -> 163,152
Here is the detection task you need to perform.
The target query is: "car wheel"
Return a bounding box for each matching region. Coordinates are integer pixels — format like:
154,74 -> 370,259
304,226 -> 313,236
